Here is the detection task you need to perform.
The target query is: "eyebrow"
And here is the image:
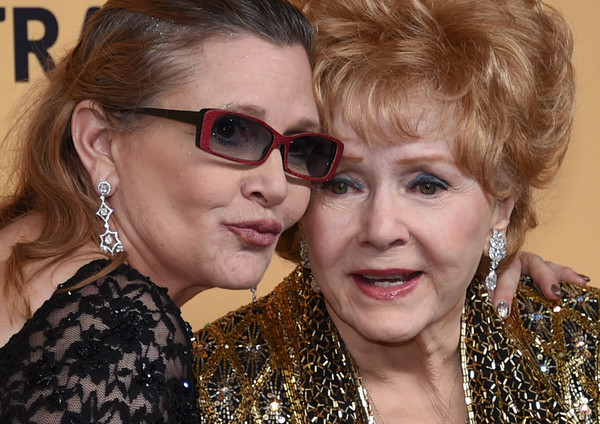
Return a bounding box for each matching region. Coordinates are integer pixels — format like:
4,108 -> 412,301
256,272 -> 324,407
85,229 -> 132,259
223,103 -> 322,134
394,154 -> 453,166
341,155 -> 364,164
341,153 -> 452,165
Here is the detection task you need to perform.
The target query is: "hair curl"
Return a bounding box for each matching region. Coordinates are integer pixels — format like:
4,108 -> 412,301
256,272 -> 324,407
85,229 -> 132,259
277,0 -> 575,278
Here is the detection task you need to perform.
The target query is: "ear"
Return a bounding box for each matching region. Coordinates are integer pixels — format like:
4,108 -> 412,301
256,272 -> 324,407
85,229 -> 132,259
484,194 -> 515,256
492,194 -> 516,233
71,100 -> 118,193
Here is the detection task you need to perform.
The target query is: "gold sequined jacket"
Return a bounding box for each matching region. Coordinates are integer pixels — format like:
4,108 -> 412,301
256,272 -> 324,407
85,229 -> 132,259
194,267 -> 600,423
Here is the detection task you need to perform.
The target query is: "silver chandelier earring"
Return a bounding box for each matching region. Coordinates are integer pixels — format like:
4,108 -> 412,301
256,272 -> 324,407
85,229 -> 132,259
251,287 -> 257,303
300,236 -> 320,294
96,181 -> 123,255
485,229 -> 506,291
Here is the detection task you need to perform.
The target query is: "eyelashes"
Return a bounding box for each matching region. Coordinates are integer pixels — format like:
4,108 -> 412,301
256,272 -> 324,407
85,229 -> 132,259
320,177 -> 363,195
406,173 -> 449,195
320,172 -> 449,197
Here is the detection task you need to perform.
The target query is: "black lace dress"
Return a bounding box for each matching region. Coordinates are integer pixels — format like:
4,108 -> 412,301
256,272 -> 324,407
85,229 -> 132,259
0,260 -> 199,423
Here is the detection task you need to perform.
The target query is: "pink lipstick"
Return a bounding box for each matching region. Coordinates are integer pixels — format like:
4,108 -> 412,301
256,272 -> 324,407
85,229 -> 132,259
351,268 -> 422,300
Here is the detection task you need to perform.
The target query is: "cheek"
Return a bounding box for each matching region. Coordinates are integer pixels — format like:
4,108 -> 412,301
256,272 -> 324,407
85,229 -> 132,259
302,200 -> 355,264
441,213 -> 485,248
282,184 -> 311,229
113,132 -> 191,194
185,169 -> 234,204
457,198 -> 494,249
426,199 -> 493,270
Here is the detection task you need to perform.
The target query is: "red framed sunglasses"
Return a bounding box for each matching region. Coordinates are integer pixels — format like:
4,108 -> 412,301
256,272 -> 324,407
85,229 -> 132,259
128,107 -> 343,182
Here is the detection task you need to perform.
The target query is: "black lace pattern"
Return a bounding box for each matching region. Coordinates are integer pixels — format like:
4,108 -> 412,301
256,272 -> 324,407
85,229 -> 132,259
0,260 -> 199,423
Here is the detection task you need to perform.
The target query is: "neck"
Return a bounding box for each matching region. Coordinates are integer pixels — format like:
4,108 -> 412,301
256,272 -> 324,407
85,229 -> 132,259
123,248 -> 209,307
360,346 -> 465,424
329,302 -> 466,423
334,300 -> 463,381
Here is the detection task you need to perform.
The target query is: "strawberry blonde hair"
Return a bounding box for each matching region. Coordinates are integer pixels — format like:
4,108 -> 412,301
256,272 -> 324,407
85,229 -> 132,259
278,0 -> 575,278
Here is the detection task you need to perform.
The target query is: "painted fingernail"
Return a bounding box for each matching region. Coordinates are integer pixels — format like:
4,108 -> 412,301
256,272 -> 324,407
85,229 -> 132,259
496,301 -> 510,320
578,273 -> 591,283
551,284 -> 563,297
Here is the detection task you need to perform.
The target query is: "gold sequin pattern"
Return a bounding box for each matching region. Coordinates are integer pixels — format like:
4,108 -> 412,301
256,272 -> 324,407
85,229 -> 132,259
194,267 -> 600,423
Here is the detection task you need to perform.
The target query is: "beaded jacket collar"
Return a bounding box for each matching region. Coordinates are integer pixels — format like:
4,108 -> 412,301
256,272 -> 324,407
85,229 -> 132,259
194,267 -> 599,423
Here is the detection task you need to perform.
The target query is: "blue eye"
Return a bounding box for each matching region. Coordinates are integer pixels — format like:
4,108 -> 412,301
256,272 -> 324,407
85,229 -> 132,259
407,173 -> 448,195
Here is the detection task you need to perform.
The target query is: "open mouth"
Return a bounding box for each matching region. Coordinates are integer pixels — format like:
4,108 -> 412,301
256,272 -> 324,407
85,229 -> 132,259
357,272 -> 422,288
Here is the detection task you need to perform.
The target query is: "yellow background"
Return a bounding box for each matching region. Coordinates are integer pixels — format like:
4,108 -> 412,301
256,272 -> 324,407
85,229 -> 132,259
0,1 -> 598,331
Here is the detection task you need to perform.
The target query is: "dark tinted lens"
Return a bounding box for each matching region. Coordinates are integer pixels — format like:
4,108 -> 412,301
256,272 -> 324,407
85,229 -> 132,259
288,136 -> 338,178
209,113 -> 273,160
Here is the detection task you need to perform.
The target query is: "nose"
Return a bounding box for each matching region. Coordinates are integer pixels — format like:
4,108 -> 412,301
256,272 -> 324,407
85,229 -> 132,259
358,190 -> 409,251
240,148 -> 288,207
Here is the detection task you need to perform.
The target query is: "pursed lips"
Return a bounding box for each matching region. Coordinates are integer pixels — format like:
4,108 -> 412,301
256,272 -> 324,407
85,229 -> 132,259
225,219 -> 283,248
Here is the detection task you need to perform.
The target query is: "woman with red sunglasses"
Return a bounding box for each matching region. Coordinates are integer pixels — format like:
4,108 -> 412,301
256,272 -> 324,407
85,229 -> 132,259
0,0 -> 585,422
0,0 -> 327,421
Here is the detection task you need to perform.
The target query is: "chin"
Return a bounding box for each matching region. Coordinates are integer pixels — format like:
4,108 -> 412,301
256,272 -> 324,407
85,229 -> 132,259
358,321 -> 422,345
222,269 -> 266,291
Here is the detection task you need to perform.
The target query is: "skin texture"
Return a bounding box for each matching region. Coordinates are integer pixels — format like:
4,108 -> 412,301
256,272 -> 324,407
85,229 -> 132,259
0,32 -> 584,351
302,98 -> 513,422
305,98 -> 513,344
73,35 -> 316,306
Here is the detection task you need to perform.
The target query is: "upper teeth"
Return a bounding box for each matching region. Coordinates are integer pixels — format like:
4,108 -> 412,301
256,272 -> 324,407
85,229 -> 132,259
363,275 -> 409,287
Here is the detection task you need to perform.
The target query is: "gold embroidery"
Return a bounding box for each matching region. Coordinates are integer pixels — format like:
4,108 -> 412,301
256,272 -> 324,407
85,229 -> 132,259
195,267 -> 599,423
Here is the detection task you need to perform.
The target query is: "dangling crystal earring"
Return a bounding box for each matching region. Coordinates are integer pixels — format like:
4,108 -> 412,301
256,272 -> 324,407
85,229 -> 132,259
485,229 -> 506,291
96,181 -> 123,255
299,236 -> 320,293
300,236 -> 311,269
251,286 -> 257,303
